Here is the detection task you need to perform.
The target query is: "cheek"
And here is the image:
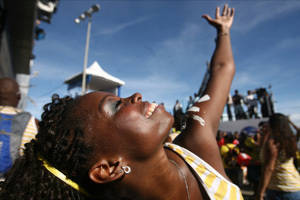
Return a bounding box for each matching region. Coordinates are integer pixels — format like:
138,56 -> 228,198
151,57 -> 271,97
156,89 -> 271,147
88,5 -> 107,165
113,112 -> 162,158
114,111 -> 157,139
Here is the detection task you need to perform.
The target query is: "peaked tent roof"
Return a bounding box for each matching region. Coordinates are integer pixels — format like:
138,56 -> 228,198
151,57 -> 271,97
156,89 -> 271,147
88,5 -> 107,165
64,61 -> 125,92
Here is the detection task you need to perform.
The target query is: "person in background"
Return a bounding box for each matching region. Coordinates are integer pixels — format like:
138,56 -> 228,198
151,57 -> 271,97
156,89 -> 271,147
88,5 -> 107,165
217,130 -> 227,148
173,99 -> 184,131
256,113 -> 300,200
186,95 -> 194,111
226,94 -> 233,121
257,121 -> 269,147
0,77 -> 38,180
233,131 -> 240,145
220,133 -> 243,187
245,90 -> 259,119
232,90 -> 247,120
243,127 -> 261,196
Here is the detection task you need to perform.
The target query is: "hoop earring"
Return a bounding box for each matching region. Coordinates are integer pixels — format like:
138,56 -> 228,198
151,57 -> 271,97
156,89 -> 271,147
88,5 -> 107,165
122,166 -> 131,174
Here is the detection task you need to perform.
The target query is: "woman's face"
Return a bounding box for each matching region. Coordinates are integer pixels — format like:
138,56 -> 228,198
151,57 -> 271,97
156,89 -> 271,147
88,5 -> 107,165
77,92 -> 174,160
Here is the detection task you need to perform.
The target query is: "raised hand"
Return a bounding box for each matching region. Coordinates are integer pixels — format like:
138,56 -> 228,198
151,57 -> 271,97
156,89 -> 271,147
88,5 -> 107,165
202,4 -> 234,33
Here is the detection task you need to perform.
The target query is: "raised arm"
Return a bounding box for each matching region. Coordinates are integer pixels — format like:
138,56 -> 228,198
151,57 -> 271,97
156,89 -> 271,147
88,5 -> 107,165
174,5 -> 235,176
201,4 -> 235,133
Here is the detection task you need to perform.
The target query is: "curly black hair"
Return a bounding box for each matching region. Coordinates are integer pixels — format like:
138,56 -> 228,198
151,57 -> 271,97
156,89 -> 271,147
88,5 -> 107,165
0,94 -> 95,200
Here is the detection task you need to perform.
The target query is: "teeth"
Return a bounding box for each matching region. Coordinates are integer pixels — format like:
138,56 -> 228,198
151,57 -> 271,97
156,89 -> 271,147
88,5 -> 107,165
146,103 -> 158,118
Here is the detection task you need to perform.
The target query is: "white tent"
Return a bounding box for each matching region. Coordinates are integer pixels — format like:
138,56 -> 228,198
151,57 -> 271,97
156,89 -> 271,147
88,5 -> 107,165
64,61 -> 125,96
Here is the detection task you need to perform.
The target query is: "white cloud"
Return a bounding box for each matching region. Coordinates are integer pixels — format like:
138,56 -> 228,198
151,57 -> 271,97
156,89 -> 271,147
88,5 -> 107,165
275,36 -> 300,49
233,2 -> 300,33
122,74 -> 190,112
232,71 -> 261,89
35,38 -> 82,58
96,16 -> 153,35
139,22 -> 208,75
126,75 -> 187,91
119,22 -> 209,111
33,61 -> 79,81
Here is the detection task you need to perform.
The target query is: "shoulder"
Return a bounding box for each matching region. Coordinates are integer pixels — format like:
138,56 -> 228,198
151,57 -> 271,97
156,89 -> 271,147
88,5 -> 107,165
0,106 -> 21,114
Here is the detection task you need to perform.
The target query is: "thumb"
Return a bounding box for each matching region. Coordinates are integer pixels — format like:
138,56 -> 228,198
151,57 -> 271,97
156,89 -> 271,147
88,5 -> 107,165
202,14 -> 213,23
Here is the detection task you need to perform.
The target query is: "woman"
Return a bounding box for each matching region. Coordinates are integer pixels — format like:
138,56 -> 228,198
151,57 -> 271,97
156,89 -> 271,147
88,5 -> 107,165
256,113 -> 300,200
0,5 -> 242,200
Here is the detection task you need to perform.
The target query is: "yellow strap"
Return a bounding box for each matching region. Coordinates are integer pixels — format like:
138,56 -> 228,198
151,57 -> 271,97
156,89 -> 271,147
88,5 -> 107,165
38,156 -> 90,196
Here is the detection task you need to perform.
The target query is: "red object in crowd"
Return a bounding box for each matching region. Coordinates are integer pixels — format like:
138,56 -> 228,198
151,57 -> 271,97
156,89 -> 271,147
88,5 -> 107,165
237,153 -> 252,166
233,139 -> 239,145
218,138 -> 225,147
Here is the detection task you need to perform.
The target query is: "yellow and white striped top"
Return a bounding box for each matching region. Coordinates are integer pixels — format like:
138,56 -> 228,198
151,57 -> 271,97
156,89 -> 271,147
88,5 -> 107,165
268,151 -> 300,192
0,106 -> 38,155
165,143 -> 244,200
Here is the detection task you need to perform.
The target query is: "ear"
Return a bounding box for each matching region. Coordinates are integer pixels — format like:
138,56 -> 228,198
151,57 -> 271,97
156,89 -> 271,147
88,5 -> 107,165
16,92 -> 21,100
15,92 -> 21,105
89,159 -> 124,184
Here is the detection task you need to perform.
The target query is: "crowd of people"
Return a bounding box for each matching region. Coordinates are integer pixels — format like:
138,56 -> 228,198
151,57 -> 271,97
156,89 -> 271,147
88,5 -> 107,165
174,87 -> 275,130
226,88 -> 275,121
215,118 -> 300,200
0,4 -> 299,200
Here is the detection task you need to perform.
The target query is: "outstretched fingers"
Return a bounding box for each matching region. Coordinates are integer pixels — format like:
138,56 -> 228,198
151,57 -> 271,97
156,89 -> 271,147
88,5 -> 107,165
215,6 -> 220,18
202,14 -> 213,23
203,4 -> 234,30
222,4 -> 228,16
202,15 -> 215,25
230,8 -> 235,17
227,8 -> 231,16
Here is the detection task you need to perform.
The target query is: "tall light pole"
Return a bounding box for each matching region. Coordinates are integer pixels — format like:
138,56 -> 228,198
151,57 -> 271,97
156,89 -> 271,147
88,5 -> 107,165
74,4 -> 100,95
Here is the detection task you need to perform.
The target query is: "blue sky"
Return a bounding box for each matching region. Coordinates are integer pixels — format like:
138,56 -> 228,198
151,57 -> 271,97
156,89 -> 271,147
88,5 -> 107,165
27,0 -> 300,125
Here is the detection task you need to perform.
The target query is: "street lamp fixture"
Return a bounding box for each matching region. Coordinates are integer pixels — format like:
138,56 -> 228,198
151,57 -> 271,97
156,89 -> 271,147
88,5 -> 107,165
74,4 -> 100,95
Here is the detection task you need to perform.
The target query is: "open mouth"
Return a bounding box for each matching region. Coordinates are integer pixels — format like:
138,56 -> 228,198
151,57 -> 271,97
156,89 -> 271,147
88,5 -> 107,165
145,103 -> 158,118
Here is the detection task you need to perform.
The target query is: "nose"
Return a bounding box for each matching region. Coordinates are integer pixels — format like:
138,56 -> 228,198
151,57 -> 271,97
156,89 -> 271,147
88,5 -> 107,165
128,92 -> 142,103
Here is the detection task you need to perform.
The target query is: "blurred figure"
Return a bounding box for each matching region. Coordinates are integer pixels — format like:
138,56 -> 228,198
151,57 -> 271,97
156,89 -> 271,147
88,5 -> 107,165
257,121 -> 269,147
217,130 -> 226,147
233,131 -> 240,145
239,126 -> 262,196
186,95 -> 193,111
232,90 -> 247,120
256,113 -> 300,200
220,133 -> 243,187
245,90 -> 259,119
226,94 -> 233,121
173,99 -> 184,131
0,78 -> 38,179
256,88 -> 274,118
